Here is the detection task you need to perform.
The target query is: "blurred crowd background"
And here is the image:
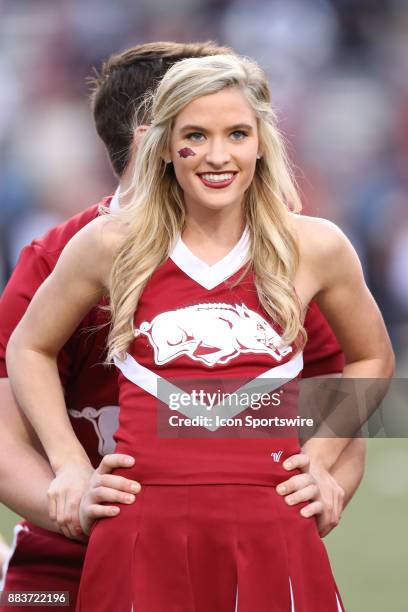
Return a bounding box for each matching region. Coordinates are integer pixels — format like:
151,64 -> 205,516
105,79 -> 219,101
1,3 -> 408,609
0,0 -> 407,372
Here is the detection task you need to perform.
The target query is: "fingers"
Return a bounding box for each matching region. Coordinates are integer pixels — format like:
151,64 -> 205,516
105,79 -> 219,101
85,503 -> 120,522
54,492 -> 79,536
300,500 -> 324,519
317,509 -> 340,537
96,473 -> 141,495
334,486 -> 345,521
324,496 -> 342,533
315,481 -> 345,536
319,522 -> 337,538
89,486 -> 136,506
56,491 -> 67,529
276,473 -> 315,496
283,453 -> 310,472
47,464 -> 95,538
48,492 -> 57,522
76,458 -> 139,537
96,454 -> 135,475
283,484 -> 320,507
79,492 -> 122,536
59,496 -> 82,537
80,502 -> 121,535
315,485 -> 345,536
65,523 -> 82,539
66,498 -> 83,535
60,525 -> 73,539
48,487 -> 83,537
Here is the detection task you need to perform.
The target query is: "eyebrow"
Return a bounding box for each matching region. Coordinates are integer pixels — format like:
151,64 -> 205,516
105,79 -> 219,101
178,123 -> 254,133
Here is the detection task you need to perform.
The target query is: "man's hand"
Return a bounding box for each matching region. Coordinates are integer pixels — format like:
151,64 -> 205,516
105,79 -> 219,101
275,453 -> 345,537
308,456 -> 345,537
48,459 -> 94,539
79,454 -> 141,536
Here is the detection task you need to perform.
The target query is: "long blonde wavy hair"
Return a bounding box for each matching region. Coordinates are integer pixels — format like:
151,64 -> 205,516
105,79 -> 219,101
107,54 -> 305,362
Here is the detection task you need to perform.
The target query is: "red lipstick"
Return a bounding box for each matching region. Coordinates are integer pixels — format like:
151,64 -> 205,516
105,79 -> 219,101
197,172 -> 237,189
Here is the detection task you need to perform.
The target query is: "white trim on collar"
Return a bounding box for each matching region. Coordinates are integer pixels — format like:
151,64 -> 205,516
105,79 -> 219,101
109,186 -> 121,212
169,227 -> 250,290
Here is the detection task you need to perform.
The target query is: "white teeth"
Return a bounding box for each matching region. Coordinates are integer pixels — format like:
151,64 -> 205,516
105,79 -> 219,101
200,173 -> 235,182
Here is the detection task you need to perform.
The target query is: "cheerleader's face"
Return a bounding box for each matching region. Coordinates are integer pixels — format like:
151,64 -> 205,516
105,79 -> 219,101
168,86 -> 261,215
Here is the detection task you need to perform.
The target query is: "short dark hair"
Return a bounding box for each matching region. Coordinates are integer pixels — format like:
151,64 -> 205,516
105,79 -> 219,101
89,41 -> 234,177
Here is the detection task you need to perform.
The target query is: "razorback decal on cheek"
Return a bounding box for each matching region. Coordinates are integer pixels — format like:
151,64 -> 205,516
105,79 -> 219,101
178,147 -> 196,158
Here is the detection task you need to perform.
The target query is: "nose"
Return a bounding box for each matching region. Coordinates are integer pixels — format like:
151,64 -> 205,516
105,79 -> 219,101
204,137 -> 231,168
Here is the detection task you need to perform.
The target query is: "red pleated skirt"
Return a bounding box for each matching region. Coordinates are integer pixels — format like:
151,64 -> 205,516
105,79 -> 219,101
76,485 -> 344,612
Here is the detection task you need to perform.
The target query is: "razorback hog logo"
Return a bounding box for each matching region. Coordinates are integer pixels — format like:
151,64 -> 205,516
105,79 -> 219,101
137,303 -> 292,367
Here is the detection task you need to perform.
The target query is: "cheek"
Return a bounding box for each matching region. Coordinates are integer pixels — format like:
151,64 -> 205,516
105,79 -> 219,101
172,146 -> 201,183
236,140 -> 259,169
172,159 -> 196,190
177,147 -> 196,158
239,150 -> 258,178
171,138 -> 197,158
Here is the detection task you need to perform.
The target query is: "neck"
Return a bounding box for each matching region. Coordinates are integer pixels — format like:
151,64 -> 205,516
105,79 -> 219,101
117,166 -> 134,207
181,204 -> 246,264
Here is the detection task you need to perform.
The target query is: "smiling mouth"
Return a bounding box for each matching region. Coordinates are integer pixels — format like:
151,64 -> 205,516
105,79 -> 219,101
197,172 -> 237,189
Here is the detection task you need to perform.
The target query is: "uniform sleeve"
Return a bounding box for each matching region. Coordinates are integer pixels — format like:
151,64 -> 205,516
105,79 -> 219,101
0,205 -> 103,381
0,244 -> 54,377
302,301 -> 345,378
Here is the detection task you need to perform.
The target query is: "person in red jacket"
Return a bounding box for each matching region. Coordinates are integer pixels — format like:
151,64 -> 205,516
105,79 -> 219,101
0,43 -> 365,611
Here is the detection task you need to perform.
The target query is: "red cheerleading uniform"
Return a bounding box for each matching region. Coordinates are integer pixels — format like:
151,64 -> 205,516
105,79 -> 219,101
76,229 -> 344,612
0,198 -> 344,611
0,204 -> 345,611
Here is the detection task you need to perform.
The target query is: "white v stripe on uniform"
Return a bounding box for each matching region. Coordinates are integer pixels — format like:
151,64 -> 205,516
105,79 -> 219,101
114,352 -> 302,431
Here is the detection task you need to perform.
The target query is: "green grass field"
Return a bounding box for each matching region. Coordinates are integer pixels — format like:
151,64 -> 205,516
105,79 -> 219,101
1,439 -> 407,611
326,438 -> 408,612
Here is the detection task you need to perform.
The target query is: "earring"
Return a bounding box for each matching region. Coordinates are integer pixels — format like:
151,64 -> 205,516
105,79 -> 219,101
256,154 -> 261,160
165,159 -> 172,164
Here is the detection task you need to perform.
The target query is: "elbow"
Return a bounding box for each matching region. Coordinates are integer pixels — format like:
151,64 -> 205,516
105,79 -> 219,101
5,326 -> 30,369
371,348 -> 395,381
6,327 -> 55,366
384,345 -> 396,379
5,329 -> 20,372
369,339 -> 395,379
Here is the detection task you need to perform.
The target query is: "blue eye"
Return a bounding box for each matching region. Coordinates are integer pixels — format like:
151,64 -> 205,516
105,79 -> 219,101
230,130 -> 248,141
186,132 -> 205,142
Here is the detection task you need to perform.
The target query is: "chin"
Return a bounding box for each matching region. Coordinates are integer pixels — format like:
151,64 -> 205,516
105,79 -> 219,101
199,199 -> 240,212
198,190 -> 245,210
